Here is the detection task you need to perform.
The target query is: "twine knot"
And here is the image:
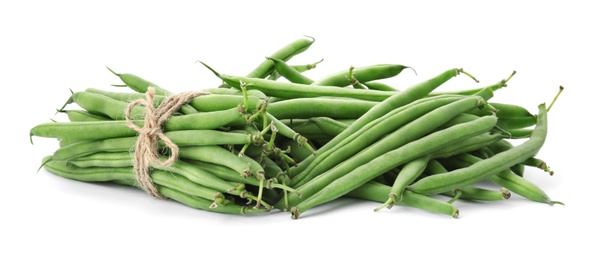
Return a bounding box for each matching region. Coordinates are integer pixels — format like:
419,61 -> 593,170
125,87 -> 209,198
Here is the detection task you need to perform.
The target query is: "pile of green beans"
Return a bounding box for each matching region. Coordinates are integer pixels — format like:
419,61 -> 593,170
30,36 -> 563,219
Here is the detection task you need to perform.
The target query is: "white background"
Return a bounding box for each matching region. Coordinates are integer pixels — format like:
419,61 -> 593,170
2,1 -> 592,259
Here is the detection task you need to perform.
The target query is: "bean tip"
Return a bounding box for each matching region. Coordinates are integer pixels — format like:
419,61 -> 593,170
501,188 -> 511,200
303,35 -> 315,44
105,66 -> 118,76
197,60 -> 221,77
290,207 -> 301,219
37,156 -> 52,173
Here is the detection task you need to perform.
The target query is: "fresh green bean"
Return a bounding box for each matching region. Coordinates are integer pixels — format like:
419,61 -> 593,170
246,36 -> 315,79
426,159 -> 511,201
376,155 -> 431,210
68,152 -> 134,168
156,186 -> 267,214
447,153 -> 561,205
363,81 -> 398,91
311,64 -> 409,87
347,181 -> 459,218
178,146 -> 261,178
309,117 -> 349,137
267,57 -> 314,84
51,130 -> 253,161
266,98 -> 376,119
84,88 -> 199,115
60,109 -> 110,122
107,67 -> 172,96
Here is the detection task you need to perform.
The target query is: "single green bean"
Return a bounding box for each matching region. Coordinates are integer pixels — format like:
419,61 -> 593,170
267,57 -> 314,84
346,181 -> 458,218
447,153 -> 562,205
363,81 -> 398,91
376,155 -> 431,210
426,159 -> 511,201
311,64 -> 410,87
60,109 -> 110,122
84,88 -> 198,115
267,98 -> 376,119
107,67 -> 171,96
246,36 -> 315,79
309,117 -> 349,137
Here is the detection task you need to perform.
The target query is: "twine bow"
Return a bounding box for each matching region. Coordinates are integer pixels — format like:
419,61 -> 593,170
125,87 -> 209,198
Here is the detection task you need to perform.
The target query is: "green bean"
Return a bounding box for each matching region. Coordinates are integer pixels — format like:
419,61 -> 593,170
107,67 -> 171,96
154,159 -> 271,209
504,128 -> 534,139
51,130 -> 253,161
55,151 -> 255,203
426,159 -> 511,201
156,186 -> 267,214
86,88 -> 163,103
246,36 -> 315,79
200,88 -> 268,100
68,152 -> 134,168
150,170 -> 229,206
363,81 -> 398,91
58,139 -> 84,147
67,91 -> 147,120
375,155 -> 431,211
442,186 -> 511,201
43,157 -> 135,182
31,121 -> 138,142
470,102 -> 534,118
60,109 -> 110,122
187,160 -> 299,196
202,61 -> 397,101
522,157 -> 554,175
188,95 -> 260,112
429,71 -> 515,97
178,146 -> 261,178
267,59 -> 324,80
311,64 -> 410,87
289,115 -> 498,217
278,139 -> 314,163
447,153 -> 562,205
490,168 -> 562,205
431,132 -> 505,159
84,88 -> 199,115
281,119 -> 326,138
346,181 -> 458,218
266,98 -> 376,119
496,116 -> 537,130
31,107 -> 244,141
266,113 -> 316,154
309,117 -> 349,137
267,57 -> 314,84
291,59 -> 324,72
408,104 -> 548,196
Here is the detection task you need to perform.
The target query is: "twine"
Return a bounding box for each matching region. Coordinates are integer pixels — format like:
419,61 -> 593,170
125,87 -> 209,198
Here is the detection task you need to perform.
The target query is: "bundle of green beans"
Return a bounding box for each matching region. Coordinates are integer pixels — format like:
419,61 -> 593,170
30,36 -> 563,219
